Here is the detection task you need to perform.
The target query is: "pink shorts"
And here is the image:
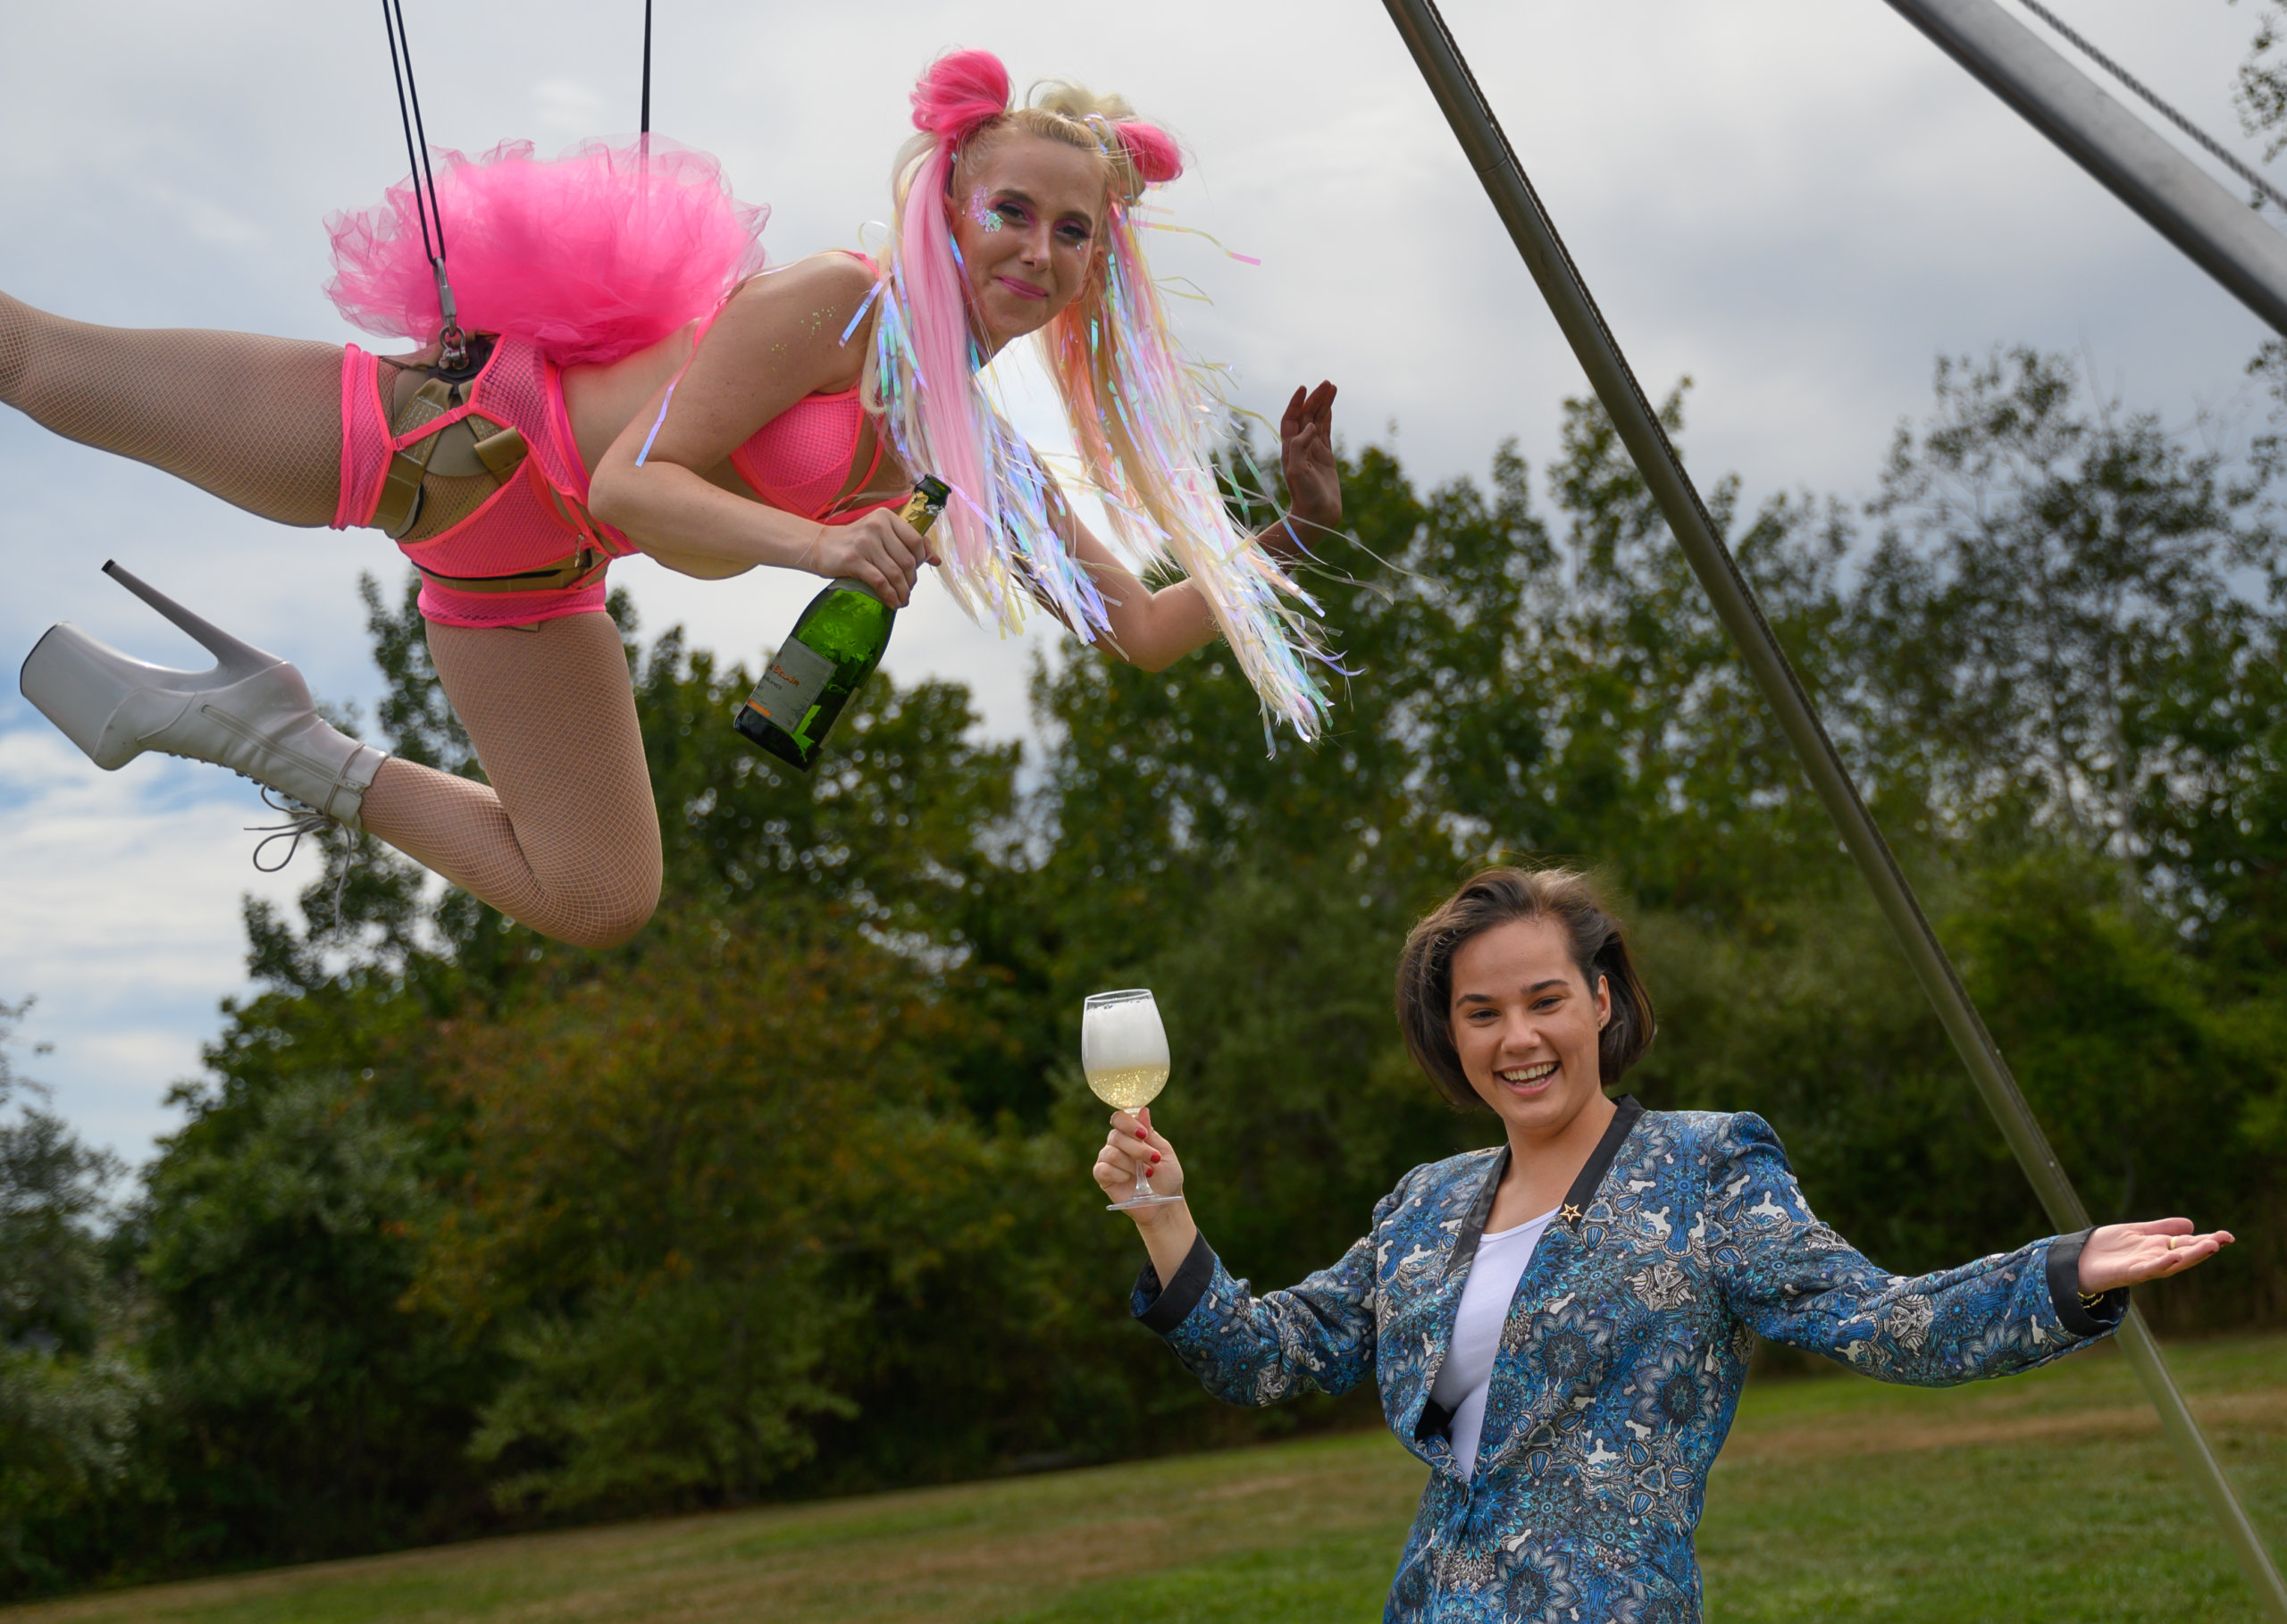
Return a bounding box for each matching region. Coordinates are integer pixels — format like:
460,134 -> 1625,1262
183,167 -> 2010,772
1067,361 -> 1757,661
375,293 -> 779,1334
332,338 -> 637,628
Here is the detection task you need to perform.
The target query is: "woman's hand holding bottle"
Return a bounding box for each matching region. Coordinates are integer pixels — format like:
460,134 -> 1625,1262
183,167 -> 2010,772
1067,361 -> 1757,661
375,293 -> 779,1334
805,508 -> 936,607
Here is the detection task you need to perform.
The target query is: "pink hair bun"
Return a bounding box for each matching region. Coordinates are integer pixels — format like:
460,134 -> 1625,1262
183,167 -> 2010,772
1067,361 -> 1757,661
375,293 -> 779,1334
911,49 -> 1010,141
1116,121 -> 1184,187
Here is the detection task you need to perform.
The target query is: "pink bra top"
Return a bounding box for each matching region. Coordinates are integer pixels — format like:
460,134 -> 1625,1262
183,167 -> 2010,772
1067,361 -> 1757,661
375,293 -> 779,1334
693,251 -> 901,527
729,386 -> 892,523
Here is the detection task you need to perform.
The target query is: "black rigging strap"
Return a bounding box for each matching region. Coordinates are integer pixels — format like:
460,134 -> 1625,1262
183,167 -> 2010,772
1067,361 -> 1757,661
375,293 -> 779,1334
381,0 -> 468,369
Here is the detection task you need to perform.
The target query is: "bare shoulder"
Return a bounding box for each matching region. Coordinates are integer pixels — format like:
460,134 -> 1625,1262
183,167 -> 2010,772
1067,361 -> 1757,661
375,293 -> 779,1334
704,252 -> 881,390
734,249 -> 878,308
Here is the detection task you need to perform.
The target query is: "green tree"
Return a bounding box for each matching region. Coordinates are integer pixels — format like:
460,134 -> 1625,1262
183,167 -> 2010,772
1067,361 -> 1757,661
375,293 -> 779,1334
0,1000 -> 144,1595
1527,388 -> 1858,908
21,341 -> 2287,1598
121,1065 -> 482,1572
413,923 -> 912,1512
1859,349 -> 2280,885
1952,855 -> 2287,1325
2234,0 -> 2287,161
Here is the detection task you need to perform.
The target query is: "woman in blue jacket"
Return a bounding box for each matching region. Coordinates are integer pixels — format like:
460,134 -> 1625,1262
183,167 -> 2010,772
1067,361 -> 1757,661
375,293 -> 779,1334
1093,866 -> 2234,1623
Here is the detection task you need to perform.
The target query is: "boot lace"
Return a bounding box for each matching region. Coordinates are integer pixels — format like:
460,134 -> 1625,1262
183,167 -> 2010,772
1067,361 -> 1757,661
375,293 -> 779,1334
247,789 -> 357,930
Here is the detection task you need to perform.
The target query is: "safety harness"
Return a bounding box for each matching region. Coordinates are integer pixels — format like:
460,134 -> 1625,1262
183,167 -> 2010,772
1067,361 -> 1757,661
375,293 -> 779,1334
378,337 -> 618,598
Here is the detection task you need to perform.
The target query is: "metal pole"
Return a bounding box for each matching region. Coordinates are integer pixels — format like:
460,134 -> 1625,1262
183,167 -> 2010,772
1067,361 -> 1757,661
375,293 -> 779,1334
1375,2 -> 2287,1614
1885,0 -> 2287,339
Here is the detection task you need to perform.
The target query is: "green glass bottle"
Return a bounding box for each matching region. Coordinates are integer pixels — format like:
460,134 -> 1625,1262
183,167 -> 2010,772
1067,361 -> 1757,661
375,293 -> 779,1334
733,476 -> 951,771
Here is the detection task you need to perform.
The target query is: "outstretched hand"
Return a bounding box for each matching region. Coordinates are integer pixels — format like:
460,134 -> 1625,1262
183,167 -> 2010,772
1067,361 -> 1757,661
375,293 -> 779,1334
2077,1218 -> 2234,1293
1271,381 -> 1341,557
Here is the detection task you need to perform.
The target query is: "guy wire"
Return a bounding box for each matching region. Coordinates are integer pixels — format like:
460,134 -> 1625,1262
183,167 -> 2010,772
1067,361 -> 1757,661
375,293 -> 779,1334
2016,0 -> 2287,214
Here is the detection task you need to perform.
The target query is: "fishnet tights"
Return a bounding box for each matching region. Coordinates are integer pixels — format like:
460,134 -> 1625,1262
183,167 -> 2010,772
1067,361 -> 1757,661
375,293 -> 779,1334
0,290 -> 342,526
0,295 -> 507,539
361,614 -> 662,949
3,292 -> 662,947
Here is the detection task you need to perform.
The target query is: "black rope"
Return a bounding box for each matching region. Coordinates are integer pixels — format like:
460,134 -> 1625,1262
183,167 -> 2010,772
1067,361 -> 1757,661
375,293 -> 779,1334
380,1 -> 439,265
389,0 -> 448,256
380,0 -> 466,364
2017,0 -> 2287,214
641,0 -> 653,137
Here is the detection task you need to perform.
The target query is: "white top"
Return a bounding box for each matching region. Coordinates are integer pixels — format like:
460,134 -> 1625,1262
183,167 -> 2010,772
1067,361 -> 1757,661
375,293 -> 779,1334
1427,1206 -> 1558,1481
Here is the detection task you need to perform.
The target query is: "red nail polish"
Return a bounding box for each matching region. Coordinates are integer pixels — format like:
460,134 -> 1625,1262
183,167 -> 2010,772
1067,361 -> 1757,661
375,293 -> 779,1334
1151,1152 -> 1162,1164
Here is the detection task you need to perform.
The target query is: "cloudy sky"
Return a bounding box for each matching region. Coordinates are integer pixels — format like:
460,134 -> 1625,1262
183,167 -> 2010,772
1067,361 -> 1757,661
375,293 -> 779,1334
0,0 -> 2275,1162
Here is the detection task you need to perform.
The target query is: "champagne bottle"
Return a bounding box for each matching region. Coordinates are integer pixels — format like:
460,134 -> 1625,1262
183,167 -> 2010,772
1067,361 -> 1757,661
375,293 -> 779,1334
733,476 -> 951,771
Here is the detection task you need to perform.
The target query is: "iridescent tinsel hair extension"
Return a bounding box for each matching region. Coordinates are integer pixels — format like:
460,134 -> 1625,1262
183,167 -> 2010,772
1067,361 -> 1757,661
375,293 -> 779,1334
864,49 -> 1333,741
1039,138 -> 1331,741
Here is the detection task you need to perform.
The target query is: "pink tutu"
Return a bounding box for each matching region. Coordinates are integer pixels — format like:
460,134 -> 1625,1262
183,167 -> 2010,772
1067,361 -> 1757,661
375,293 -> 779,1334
325,138 -> 768,367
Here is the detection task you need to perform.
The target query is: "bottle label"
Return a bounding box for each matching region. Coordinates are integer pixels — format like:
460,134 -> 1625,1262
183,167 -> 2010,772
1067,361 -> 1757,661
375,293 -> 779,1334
743,636 -> 836,732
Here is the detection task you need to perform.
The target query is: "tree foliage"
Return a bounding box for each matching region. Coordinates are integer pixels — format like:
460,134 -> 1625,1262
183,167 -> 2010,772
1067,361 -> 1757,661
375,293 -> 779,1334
9,347 -> 2287,1595
0,1001 -> 142,1591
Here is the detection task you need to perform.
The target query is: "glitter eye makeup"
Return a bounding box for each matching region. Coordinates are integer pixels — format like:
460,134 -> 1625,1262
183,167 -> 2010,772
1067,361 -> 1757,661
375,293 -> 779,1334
969,187 -> 1004,232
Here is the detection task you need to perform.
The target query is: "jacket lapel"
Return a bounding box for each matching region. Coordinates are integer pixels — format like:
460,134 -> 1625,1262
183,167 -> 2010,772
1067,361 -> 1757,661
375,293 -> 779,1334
1395,1148 -> 1506,1455
1556,1095 -> 1644,1232
1471,1097 -> 1646,1471
1391,1099 -> 1647,1469
1443,1144 -> 1509,1285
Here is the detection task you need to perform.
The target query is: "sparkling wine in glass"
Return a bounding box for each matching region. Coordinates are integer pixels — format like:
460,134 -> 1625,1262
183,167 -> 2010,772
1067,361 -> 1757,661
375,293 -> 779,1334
1084,989 -> 1182,1211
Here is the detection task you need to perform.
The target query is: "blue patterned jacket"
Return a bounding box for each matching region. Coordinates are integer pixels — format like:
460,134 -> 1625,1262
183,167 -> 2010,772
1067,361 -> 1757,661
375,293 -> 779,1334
1133,1100 -> 2126,1622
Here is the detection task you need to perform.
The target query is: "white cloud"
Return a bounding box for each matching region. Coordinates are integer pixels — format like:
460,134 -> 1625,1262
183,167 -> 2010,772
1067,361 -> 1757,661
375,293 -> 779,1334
0,726 -> 312,1165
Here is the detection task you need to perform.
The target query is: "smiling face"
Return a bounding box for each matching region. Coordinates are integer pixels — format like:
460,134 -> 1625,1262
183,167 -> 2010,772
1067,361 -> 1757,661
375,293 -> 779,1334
1448,917 -> 1612,1143
949,132 -> 1108,353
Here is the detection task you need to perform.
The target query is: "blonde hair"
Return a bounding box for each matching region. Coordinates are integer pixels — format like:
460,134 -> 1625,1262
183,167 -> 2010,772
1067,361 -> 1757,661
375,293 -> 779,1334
886,80 -> 1155,224
868,50 -> 1331,739
884,84 -> 1196,557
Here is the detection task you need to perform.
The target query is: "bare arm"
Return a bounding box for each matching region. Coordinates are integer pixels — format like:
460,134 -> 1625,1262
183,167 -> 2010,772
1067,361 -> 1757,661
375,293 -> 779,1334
586,254 -> 934,606
1058,381 -> 1341,672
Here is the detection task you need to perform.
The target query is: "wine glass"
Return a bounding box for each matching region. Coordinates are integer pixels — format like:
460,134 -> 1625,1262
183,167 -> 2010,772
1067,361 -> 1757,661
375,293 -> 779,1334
1083,988 -> 1182,1211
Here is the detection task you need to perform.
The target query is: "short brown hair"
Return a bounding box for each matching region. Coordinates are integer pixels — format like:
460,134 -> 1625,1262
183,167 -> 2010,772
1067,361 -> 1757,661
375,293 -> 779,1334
1394,867 -> 1656,1110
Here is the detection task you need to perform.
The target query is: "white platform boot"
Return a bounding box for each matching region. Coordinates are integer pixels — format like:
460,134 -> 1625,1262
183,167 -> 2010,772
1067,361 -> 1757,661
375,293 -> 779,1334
19,561 -> 388,826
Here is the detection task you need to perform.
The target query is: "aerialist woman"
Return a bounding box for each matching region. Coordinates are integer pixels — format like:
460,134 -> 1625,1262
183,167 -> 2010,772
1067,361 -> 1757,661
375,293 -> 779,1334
1095,866 -> 2234,1623
5,49 -> 1339,950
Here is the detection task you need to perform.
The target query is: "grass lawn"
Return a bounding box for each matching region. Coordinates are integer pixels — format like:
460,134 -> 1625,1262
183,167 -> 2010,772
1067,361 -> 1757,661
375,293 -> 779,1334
8,1331 -> 2282,1624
